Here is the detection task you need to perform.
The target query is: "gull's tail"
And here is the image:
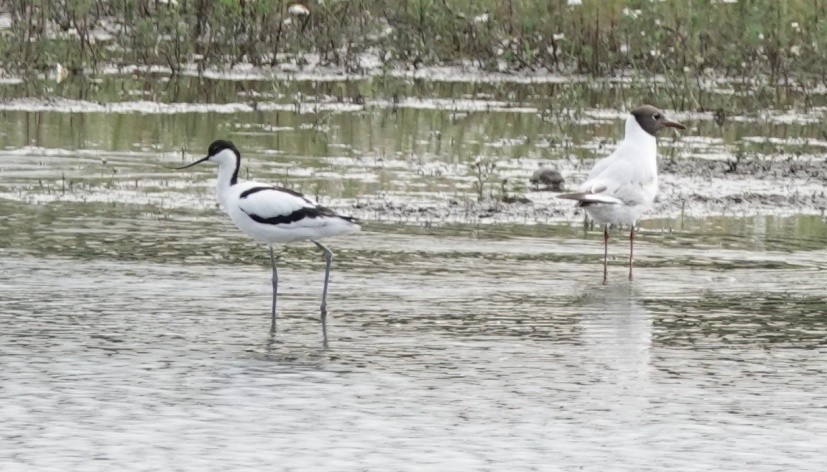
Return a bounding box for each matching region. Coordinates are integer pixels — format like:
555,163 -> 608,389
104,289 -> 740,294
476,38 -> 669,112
558,192 -> 623,206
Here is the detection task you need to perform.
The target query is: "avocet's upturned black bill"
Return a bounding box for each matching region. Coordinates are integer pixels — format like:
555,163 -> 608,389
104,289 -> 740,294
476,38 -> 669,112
558,105 -> 686,284
177,139 -> 360,344
175,140 -> 240,170
175,155 -> 209,169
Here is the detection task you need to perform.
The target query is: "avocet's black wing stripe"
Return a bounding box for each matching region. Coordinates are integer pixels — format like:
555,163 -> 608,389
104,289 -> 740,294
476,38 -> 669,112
242,206 -> 355,226
239,186 -> 273,199
237,185 -> 318,220
237,184 -> 357,227
239,186 -> 315,205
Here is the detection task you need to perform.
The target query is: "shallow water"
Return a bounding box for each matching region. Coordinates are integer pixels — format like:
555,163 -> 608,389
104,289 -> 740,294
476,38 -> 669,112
1,74 -> 827,470
2,209 -> 826,471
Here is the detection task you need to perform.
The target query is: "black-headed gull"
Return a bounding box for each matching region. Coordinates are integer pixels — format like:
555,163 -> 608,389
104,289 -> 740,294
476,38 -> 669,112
559,105 -> 685,283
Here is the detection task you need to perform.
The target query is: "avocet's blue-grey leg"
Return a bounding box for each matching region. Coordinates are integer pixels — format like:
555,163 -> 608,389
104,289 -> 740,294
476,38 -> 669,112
312,241 -> 333,345
269,245 -> 278,335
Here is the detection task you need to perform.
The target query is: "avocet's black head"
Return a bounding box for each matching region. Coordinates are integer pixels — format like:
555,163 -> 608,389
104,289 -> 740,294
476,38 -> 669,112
631,105 -> 686,136
176,139 -> 241,170
207,139 -> 240,160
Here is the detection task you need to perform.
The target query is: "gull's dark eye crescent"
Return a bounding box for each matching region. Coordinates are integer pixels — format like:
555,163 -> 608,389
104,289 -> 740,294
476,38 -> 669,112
653,113 -> 661,120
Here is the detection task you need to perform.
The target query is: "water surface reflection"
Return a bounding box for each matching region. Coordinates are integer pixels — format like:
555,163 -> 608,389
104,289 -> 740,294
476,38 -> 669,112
2,214 -> 825,470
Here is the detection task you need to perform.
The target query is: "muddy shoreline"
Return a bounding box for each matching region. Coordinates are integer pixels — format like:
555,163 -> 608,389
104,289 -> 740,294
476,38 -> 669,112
0,66 -> 825,228
2,124 -> 825,227
345,154 -> 827,227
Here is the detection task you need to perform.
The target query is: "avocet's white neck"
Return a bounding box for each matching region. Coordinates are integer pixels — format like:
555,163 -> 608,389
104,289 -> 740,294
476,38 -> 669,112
212,149 -> 240,206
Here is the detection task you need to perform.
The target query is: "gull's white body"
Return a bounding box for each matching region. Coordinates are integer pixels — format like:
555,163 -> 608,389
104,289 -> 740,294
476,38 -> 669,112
559,105 -> 685,283
577,114 -> 659,226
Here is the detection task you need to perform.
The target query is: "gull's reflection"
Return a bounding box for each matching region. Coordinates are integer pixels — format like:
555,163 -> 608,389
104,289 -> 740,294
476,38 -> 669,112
575,281 -> 653,387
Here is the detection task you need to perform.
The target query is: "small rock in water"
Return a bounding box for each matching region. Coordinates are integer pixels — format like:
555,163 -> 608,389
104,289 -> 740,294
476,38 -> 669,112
529,167 -> 565,191
714,108 -> 727,127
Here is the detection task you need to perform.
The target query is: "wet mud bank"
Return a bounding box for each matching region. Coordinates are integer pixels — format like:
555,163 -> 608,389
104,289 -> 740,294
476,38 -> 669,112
0,70 -> 825,228
346,155 -> 827,227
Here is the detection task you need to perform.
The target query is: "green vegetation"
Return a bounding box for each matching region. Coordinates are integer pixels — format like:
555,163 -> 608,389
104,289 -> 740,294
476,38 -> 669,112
1,0 -> 826,107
